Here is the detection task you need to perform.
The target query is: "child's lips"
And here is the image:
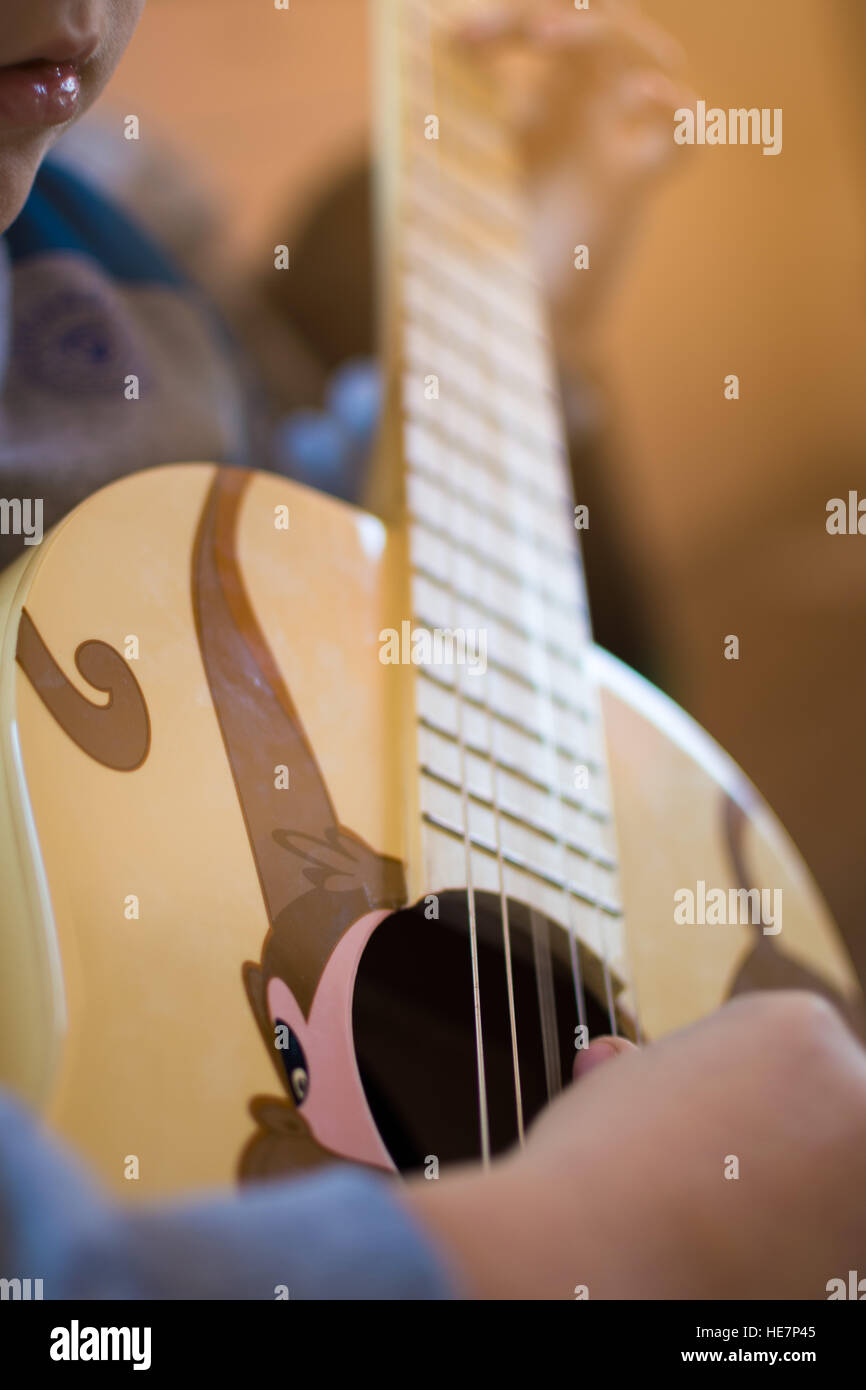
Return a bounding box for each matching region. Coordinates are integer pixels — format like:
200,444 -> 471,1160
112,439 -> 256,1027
0,60 -> 82,129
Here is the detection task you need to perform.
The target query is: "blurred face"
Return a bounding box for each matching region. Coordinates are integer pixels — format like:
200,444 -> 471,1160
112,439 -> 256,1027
0,1 -> 144,230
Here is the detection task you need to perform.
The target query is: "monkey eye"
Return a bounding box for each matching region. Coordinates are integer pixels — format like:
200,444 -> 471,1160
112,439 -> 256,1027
274,1018 -> 310,1106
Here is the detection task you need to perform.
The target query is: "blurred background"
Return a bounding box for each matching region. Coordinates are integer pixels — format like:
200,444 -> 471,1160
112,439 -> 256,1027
69,0 -> 866,980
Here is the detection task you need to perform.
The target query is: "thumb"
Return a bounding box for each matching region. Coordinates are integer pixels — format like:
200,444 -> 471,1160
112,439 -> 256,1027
573,1034 -> 637,1080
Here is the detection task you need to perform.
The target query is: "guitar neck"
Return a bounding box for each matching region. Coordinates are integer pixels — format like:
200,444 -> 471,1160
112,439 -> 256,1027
373,3 -> 579,538
370,0 -> 633,1027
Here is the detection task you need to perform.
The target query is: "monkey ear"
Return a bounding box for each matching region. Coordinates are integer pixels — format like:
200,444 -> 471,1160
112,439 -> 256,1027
239,1097 -> 346,1183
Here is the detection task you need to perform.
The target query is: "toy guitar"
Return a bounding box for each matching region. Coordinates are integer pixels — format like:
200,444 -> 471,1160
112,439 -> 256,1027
0,0 -> 860,1198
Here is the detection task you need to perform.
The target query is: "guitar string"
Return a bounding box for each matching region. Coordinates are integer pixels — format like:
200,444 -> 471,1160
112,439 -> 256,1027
456,256 -> 528,1142
440,9 -> 601,1069
433,4 -> 581,1102
436,0 -> 562,1137
474,284 -> 573,1097
443,0 -> 644,1054
412,0 -> 493,1165
415,0 -> 591,1125
409,0 -> 644,1150
437,4 -> 527,1146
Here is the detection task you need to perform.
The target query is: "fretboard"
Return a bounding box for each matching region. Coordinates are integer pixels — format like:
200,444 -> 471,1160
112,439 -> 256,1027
373,0 -> 633,1028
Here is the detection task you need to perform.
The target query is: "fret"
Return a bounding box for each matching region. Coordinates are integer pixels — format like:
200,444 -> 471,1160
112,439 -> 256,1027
418,103 -> 516,178
418,738 -> 616,869
420,809 -> 623,919
402,330 -> 558,454
414,624 -> 591,728
415,664 -> 609,774
404,109 -> 524,233
412,576 -> 592,713
405,441 -> 577,558
401,380 -> 566,484
402,388 -> 570,506
421,777 -> 621,910
401,19 -> 516,136
405,460 -> 578,583
404,233 -> 545,345
405,128 -> 525,236
407,149 -> 529,270
420,763 -> 615,872
483,670 -> 596,775
410,556 -> 585,668
403,447 -> 572,556
401,315 -> 563,449
408,516 -> 590,627
409,123 -> 522,222
417,712 -> 612,825
401,332 -> 565,460
402,403 -> 572,512
406,175 -> 534,286
497,432 -> 572,493
410,631 -> 589,729
401,269 -> 554,398
402,32 -> 522,179
410,534 -> 588,648
405,473 -> 586,614
413,608 -> 592,719
404,412 -> 571,516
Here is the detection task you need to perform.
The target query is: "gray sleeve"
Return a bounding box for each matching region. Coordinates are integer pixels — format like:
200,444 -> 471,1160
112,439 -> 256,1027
0,1092 -> 461,1300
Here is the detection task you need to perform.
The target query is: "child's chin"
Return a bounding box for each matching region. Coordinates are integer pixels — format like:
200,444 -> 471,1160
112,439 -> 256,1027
0,136 -> 53,234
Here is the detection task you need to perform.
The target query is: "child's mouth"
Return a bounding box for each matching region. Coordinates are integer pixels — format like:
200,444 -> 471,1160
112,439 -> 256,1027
0,59 -> 84,131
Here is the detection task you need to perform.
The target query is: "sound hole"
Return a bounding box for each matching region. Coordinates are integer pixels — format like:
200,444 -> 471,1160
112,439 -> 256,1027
352,890 -> 613,1173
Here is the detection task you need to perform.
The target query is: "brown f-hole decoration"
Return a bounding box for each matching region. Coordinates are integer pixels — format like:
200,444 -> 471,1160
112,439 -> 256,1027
723,796 -> 864,1040
191,468 -> 407,1179
16,609 -> 150,771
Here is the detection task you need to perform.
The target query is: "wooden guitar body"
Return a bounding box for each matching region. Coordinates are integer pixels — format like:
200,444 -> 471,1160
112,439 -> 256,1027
0,463 -> 857,1198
